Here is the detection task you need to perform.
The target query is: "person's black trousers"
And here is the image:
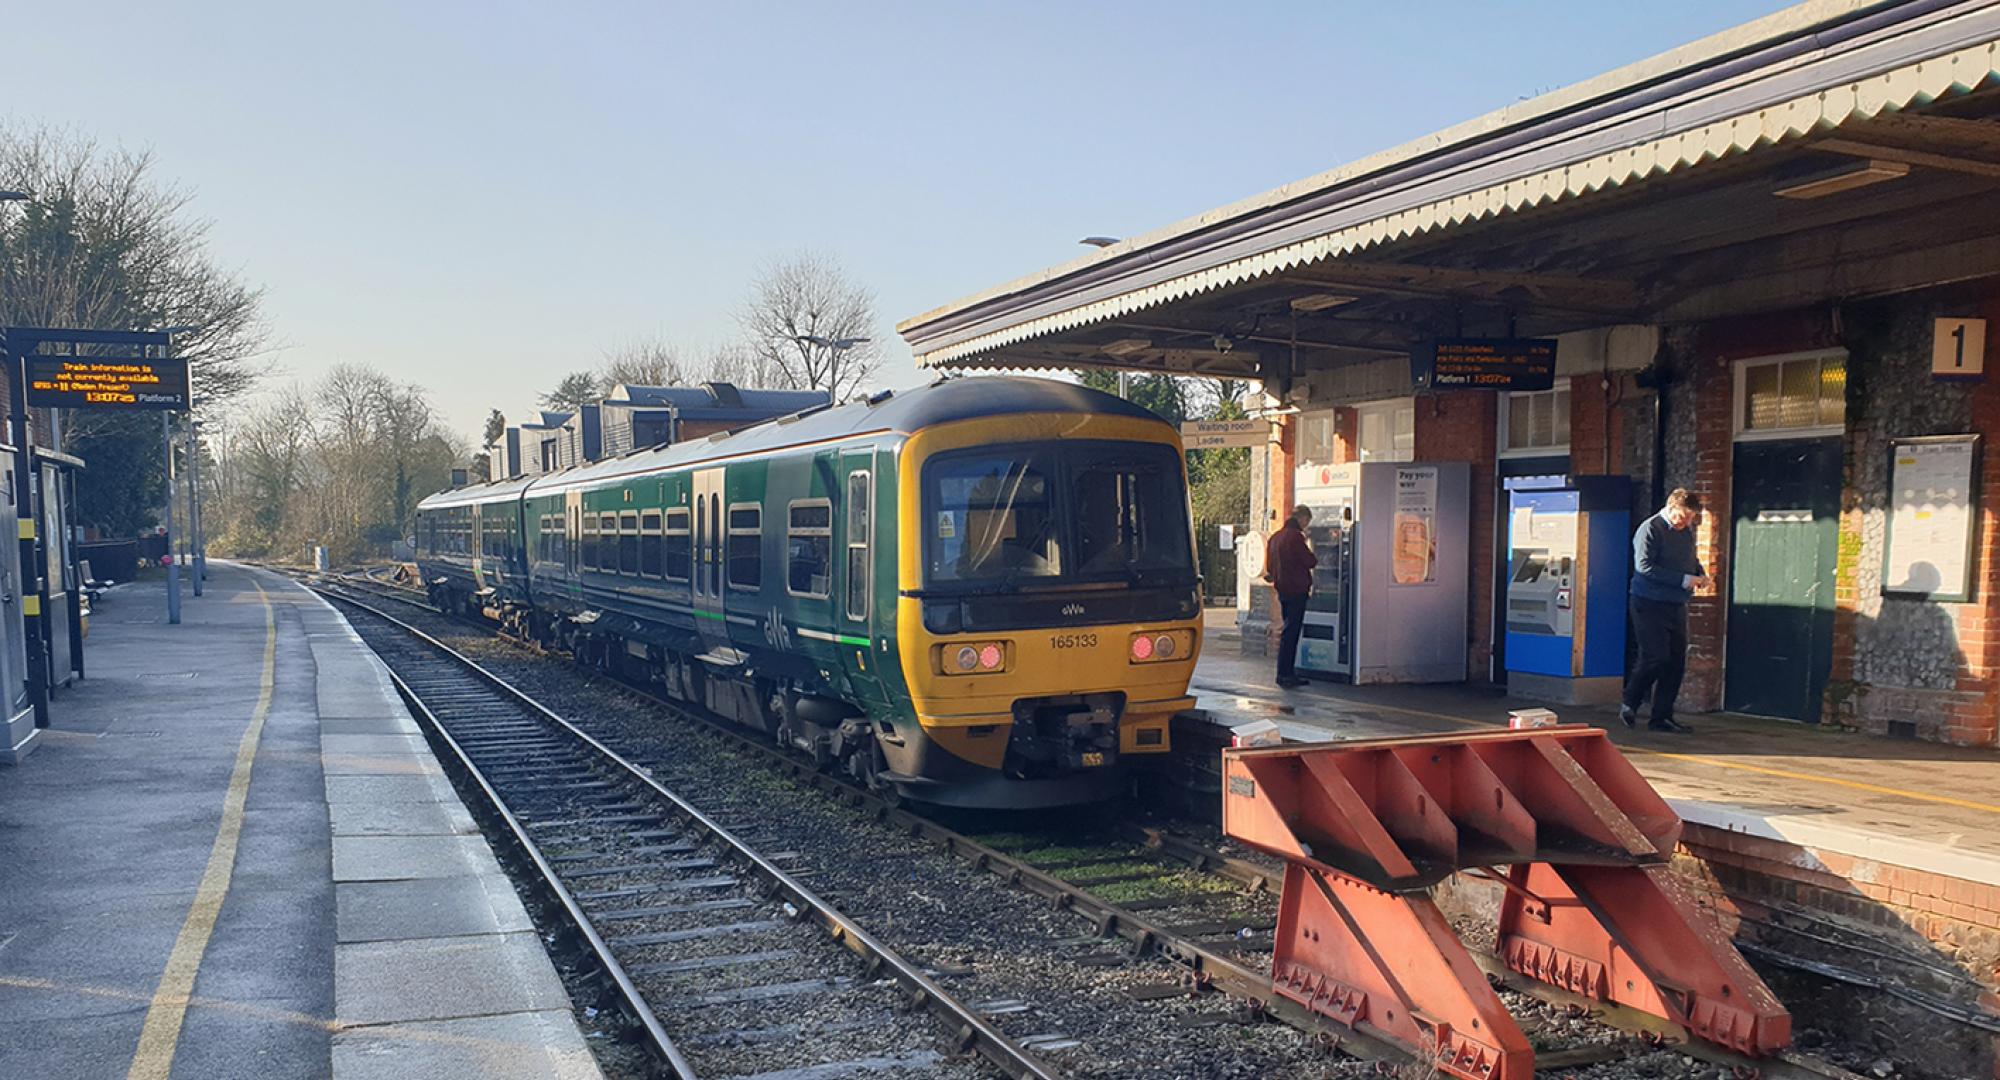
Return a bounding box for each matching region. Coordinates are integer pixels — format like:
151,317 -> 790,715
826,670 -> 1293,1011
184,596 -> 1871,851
1624,594 -> 1689,719
1276,592 -> 1309,682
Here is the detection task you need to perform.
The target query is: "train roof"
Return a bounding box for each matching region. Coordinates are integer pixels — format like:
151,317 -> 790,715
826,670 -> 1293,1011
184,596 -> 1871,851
421,376 -> 1173,508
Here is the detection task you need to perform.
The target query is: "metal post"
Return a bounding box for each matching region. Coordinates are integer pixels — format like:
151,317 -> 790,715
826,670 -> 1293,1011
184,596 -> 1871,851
187,419 -> 203,595
163,412 -> 180,625
7,334 -> 50,727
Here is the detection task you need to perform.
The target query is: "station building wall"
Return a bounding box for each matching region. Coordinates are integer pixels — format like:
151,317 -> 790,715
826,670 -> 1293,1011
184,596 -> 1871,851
1256,288 -> 2000,747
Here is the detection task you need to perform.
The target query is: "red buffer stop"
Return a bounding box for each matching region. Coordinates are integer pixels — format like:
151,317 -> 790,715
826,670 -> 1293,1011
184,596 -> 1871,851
1220,726 -> 1789,1080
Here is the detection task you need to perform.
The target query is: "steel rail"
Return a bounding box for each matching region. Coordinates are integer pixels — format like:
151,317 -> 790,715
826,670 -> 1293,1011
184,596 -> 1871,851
307,572 -> 1861,1080
384,649 -> 698,1079
320,587 -> 1064,1080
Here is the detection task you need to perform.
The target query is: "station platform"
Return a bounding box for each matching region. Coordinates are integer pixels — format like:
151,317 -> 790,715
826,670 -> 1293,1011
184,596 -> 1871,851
1196,612 -> 2000,1075
0,563 -> 603,1080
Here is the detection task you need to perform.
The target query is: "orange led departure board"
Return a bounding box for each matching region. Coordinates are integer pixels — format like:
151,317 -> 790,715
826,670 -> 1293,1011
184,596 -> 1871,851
24,356 -> 191,410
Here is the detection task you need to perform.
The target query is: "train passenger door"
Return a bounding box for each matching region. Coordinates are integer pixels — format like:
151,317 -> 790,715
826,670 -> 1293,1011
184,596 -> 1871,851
840,452 -> 885,705
692,467 -> 728,653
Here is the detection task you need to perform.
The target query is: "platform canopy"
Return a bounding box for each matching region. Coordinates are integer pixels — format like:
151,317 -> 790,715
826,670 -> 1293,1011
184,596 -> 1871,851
897,0 -> 2000,392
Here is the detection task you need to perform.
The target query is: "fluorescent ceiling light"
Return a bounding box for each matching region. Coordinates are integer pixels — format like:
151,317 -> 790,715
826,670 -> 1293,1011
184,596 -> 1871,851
1101,338 -> 1151,357
1773,159 -> 1909,199
1291,293 -> 1360,313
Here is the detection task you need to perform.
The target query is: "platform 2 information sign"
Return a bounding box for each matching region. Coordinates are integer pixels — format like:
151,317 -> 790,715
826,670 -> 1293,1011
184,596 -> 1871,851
1414,338 -> 1558,391
24,356 -> 191,410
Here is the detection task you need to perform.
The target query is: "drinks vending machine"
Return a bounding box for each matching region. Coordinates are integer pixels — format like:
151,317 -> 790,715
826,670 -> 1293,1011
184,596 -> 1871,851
1292,461 -> 1470,683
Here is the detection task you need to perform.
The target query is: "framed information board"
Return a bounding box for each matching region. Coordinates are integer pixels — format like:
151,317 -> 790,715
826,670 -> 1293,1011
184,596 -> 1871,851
25,355 -> 190,410
1412,338 -> 1557,391
1883,434 -> 1980,602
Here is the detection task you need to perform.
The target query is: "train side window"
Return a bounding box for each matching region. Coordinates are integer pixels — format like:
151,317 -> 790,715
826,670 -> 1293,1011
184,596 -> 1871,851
664,508 -> 690,582
641,510 -> 663,577
619,511 -> 639,574
786,499 -> 832,598
598,513 -> 617,572
581,515 -> 598,571
846,471 -> 871,621
727,504 -> 761,590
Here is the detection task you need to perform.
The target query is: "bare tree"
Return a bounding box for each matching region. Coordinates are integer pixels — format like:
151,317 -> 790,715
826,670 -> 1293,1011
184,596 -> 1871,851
737,252 -> 881,400
0,126 -> 270,415
599,339 -> 688,393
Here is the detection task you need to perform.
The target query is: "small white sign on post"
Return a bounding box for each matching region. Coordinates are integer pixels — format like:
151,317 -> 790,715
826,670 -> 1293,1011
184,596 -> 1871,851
1933,317 -> 1986,379
1180,418 -> 1266,450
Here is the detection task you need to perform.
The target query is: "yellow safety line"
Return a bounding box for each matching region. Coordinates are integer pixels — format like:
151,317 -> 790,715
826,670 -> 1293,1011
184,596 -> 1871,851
1637,750 -> 2000,815
1301,693 -> 2000,816
125,576 -> 277,1080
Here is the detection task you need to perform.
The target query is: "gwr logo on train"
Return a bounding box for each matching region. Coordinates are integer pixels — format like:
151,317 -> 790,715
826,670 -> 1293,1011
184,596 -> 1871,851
415,377 -> 1202,809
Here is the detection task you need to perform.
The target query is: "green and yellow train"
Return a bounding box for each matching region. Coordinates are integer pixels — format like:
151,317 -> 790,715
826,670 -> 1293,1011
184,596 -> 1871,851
415,377 -> 1202,808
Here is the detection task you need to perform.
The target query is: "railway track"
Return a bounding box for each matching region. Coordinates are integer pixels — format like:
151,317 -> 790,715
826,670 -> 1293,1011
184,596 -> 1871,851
329,592 -> 1051,1080
304,568 -> 1869,1080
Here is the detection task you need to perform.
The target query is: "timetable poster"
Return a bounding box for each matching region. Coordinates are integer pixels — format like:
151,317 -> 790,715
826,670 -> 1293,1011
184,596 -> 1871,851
1884,435 -> 1980,601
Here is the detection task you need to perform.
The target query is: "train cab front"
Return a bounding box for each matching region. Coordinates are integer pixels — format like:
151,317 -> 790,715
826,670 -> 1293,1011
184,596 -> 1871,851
892,423 -> 1201,809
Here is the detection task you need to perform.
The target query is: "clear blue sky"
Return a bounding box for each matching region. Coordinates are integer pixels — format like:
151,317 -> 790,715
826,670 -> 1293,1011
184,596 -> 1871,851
7,1 -> 1793,441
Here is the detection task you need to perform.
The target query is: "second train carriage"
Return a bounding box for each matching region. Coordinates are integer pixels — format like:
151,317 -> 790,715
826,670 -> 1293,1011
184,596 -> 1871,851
416,377 -> 1202,808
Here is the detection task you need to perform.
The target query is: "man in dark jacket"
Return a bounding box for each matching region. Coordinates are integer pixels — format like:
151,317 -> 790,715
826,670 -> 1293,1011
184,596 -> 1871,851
1623,488 -> 1709,733
1263,505 -> 1318,688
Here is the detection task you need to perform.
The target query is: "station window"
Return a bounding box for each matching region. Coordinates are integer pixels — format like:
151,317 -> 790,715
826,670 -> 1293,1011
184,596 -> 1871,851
1501,387 -> 1571,456
1737,351 -> 1846,438
1299,411 -> 1337,466
664,508 -> 691,583
727,504 -> 761,590
787,499 -> 832,598
620,511 -> 640,575
641,510 -> 663,578
846,472 -> 871,620
1356,399 -> 1414,463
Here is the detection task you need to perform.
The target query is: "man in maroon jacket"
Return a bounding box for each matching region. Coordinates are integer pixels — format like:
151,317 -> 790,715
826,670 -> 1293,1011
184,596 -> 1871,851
1263,505 -> 1318,688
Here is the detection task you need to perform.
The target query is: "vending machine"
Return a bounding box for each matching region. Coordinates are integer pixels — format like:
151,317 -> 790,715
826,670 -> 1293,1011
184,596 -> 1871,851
1292,461 -> 1470,684
1503,476 -> 1630,704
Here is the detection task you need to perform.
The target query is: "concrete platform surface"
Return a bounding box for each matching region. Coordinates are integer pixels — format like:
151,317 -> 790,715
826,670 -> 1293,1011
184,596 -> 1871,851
1198,625 -> 2000,885
0,563 -> 603,1080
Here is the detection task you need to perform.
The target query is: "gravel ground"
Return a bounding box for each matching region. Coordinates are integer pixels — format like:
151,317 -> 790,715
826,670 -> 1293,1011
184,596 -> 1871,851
350,595 -> 1367,1078
330,584 -> 1921,1080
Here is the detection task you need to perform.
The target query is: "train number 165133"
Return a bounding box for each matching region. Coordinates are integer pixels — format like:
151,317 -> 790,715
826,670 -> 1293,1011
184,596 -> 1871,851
1049,633 -> 1099,650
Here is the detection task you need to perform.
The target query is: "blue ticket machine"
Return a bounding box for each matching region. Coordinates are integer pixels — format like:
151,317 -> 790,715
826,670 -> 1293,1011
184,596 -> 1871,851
1503,476 -> 1630,704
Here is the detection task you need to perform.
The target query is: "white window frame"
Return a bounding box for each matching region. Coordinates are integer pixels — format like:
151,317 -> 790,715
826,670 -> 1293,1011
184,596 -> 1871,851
663,507 -> 692,583
1732,348 -> 1847,443
785,498 -> 834,599
1354,398 -> 1415,463
1298,409 -> 1339,467
1498,387 -> 1572,459
725,502 -> 763,592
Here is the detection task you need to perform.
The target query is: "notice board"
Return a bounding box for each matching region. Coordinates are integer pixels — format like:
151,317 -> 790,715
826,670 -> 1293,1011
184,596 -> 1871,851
1883,434 -> 1980,602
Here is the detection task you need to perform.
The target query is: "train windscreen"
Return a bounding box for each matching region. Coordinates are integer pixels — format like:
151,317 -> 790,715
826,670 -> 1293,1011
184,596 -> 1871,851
924,441 -> 1192,587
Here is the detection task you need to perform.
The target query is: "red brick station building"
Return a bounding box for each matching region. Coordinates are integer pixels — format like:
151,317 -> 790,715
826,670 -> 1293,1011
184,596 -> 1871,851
899,1 -> 2000,748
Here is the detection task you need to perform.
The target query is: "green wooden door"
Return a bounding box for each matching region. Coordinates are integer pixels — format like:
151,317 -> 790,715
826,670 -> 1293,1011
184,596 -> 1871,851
1725,438 -> 1841,720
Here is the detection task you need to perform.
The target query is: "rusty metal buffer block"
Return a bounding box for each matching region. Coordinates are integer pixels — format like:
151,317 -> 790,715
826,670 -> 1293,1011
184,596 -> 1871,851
1222,725 -> 1790,1080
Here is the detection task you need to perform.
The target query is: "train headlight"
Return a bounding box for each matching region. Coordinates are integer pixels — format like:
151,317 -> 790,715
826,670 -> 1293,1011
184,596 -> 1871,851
937,641 -> 1009,676
1129,630 -> 1192,664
